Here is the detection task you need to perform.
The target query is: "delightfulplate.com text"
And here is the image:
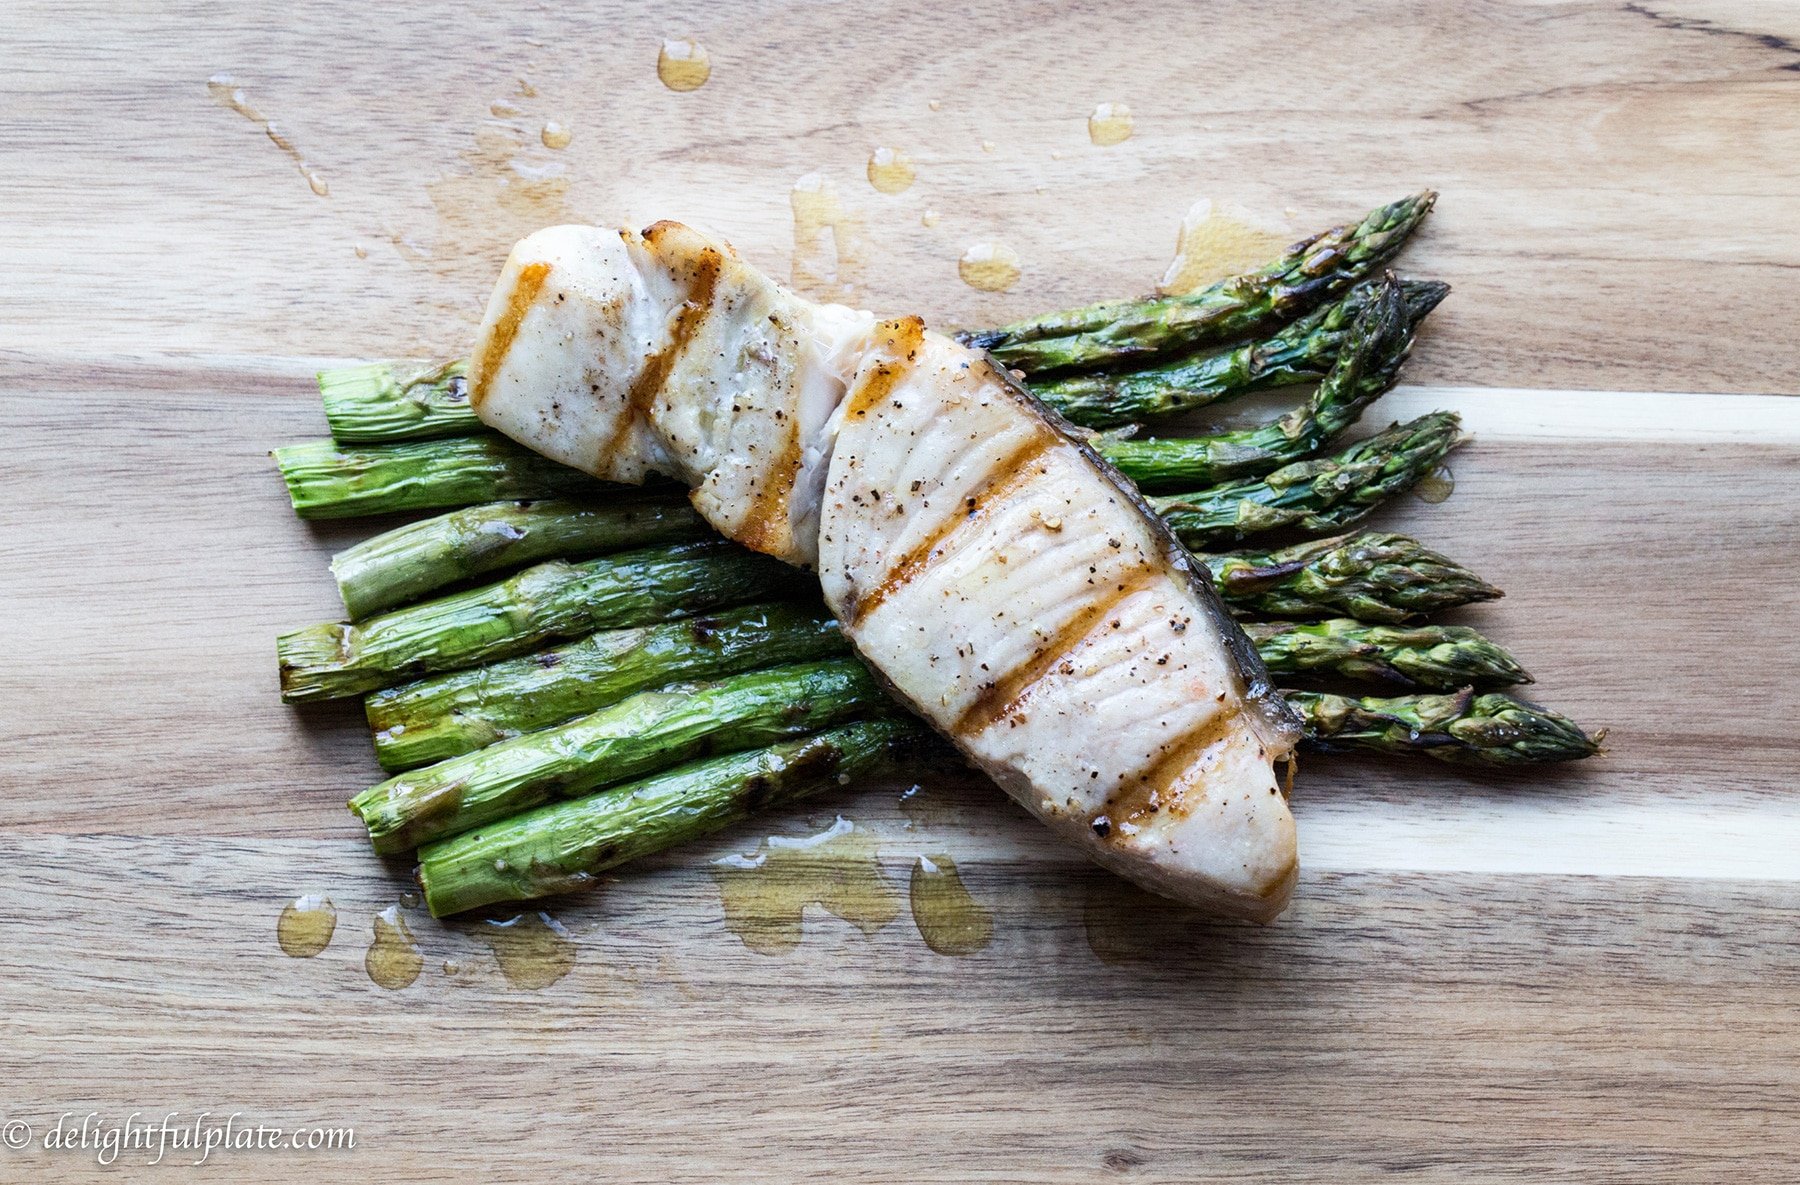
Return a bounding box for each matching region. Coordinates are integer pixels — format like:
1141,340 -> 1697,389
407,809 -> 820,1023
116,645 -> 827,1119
2,1110 -> 355,1166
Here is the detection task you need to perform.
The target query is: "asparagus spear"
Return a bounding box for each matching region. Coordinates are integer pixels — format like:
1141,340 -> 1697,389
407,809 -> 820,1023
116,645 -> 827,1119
1286,688 -> 1602,765
273,435 -> 597,519
367,602 -> 851,771
1039,277 -> 1448,430
1152,411 -> 1467,546
1245,620 -> 1529,691
961,192 -> 1437,374
319,359 -> 476,443
1199,531 -> 1502,623
274,414 -> 1465,544
331,495 -> 708,619
415,719 -> 929,916
350,657 -> 892,854
277,540 -> 801,702
1098,275 -> 1418,490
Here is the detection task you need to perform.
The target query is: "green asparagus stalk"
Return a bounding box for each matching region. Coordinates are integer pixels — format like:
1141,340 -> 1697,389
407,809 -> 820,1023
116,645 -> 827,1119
961,192 -> 1437,374
1245,620 -> 1530,691
1286,688 -> 1602,765
1199,531 -> 1502,623
1152,411 -> 1467,546
274,414 -> 1465,546
415,719 -> 928,916
273,435 -> 597,519
277,540 -> 800,703
1040,277 -> 1448,430
367,602 -> 850,771
350,657 -> 892,855
331,495 -> 708,619
1097,275 -> 1417,490
319,359 -> 476,443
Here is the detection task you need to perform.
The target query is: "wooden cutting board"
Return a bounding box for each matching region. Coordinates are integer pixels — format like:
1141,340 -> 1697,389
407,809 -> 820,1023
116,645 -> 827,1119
3,2 -> 1797,1180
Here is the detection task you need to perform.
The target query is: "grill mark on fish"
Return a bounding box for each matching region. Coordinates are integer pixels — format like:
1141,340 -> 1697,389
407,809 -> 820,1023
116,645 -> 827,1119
842,317 -> 926,422
736,313 -> 810,553
847,433 -> 1055,626
1096,708 -> 1240,839
594,238 -> 721,473
469,261 -> 552,410
954,564 -> 1160,738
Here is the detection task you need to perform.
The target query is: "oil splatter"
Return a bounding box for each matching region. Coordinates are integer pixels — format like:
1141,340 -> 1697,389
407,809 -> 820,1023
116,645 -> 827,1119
958,241 -> 1022,292
1158,198 -> 1292,295
276,894 -> 336,958
365,905 -> 423,990
1087,102 -> 1134,146
540,120 -> 572,149
657,39 -> 712,91
479,912 -> 577,990
206,74 -> 330,196
866,147 -> 916,194
712,816 -> 900,955
908,854 -> 994,956
421,107 -> 583,289
1414,465 -> 1456,504
790,173 -> 863,300
920,208 -> 940,228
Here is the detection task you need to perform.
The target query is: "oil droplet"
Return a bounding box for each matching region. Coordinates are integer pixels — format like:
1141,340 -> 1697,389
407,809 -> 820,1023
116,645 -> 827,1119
920,208 -> 940,228
1087,102 -> 1135,147
399,889 -> 420,908
790,173 -> 862,300
657,39 -> 712,91
1158,198 -> 1293,295
479,912 -> 577,990
207,74 -> 330,198
540,120 -> 572,149
712,816 -> 901,955
866,147 -> 915,195
365,905 -> 423,990
958,241 -> 1022,292
276,894 -> 336,958
490,100 -> 524,118
516,76 -> 539,97
1050,149 -> 1063,160
909,854 -> 994,956
928,99 -> 941,111
1414,465 -> 1456,504
442,958 -> 463,976
980,139 -> 996,153
353,243 -> 368,259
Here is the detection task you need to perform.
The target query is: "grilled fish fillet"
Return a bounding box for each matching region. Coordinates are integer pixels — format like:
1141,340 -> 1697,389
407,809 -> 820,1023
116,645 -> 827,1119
469,222 -> 1304,921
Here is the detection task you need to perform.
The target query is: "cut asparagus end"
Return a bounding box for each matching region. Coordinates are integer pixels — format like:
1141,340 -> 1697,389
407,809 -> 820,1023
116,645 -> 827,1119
319,359 -> 480,444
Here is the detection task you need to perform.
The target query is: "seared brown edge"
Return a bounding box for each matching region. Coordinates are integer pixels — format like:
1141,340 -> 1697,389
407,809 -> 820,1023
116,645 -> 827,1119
468,260 -> 552,410
595,223 -> 723,473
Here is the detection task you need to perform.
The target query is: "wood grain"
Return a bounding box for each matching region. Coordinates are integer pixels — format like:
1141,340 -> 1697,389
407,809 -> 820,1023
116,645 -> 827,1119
1,1 -> 1797,1181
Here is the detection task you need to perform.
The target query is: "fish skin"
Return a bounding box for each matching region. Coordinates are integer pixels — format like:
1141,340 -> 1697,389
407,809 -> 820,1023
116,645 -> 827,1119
470,223 -> 1304,920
